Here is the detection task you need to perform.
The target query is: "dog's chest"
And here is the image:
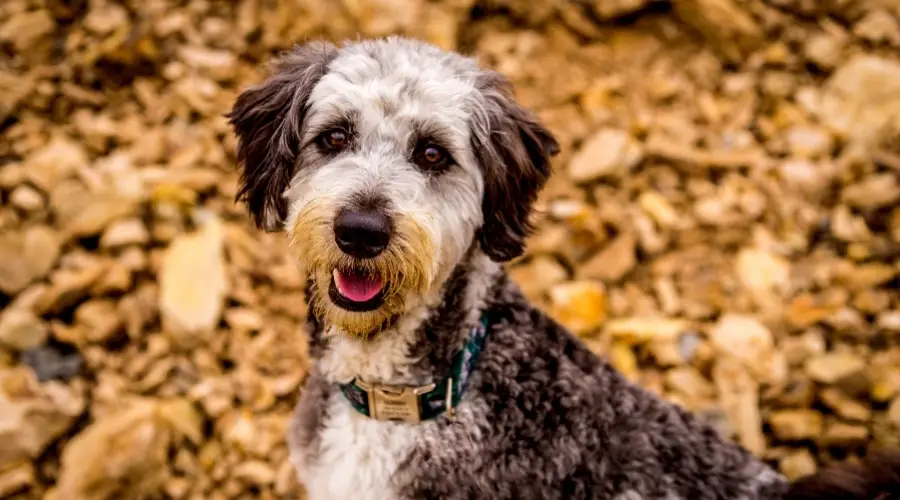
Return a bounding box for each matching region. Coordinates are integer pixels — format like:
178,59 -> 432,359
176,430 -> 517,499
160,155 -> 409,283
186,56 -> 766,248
302,393 -> 423,500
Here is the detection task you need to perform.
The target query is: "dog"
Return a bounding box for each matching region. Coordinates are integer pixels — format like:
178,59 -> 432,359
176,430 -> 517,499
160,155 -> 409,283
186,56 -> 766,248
226,36 -> 900,499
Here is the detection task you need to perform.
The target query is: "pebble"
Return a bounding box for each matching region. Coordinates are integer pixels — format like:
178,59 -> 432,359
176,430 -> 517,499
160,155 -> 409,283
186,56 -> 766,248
0,309 -> 48,351
768,409 -> 824,441
805,351 -> 866,385
568,128 -> 643,183
159,215 -> 229,347
548,281 -> 608,336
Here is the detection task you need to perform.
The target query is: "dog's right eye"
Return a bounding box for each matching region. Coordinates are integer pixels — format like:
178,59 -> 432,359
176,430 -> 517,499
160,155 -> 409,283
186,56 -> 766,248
316,129 -> 350,151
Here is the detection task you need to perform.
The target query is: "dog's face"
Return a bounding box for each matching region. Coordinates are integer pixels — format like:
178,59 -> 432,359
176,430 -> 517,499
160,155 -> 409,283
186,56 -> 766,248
228,38 -> 558,337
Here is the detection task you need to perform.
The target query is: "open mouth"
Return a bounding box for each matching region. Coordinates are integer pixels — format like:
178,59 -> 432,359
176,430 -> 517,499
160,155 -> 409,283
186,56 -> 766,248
329,268 -> 386,312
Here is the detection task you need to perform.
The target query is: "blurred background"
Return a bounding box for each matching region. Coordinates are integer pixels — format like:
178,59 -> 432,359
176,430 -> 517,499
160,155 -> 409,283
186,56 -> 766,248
1,0 -> 900,498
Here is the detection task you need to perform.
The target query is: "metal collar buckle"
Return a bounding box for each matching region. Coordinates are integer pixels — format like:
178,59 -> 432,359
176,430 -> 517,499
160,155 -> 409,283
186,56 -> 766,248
355,379 -> 436,423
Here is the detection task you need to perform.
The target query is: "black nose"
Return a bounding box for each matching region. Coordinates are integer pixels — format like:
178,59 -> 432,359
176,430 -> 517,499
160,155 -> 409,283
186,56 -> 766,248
334,208 -> 392,258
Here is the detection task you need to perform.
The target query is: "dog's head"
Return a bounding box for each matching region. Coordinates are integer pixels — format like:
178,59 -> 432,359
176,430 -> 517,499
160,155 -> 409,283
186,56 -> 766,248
227,37 -> 558,338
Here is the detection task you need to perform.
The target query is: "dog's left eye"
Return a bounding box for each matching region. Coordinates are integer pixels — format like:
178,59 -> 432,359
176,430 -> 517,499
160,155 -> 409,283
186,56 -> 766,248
415,144 -> 452,170
316,129 -> 350,151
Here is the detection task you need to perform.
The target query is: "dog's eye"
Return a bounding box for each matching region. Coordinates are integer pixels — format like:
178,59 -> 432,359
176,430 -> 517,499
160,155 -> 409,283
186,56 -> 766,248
415,144 -> 452,170
317,129 -> 350,151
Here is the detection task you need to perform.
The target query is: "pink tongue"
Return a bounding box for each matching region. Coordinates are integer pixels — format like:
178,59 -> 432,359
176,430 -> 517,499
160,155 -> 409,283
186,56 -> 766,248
334,270 -> 383,302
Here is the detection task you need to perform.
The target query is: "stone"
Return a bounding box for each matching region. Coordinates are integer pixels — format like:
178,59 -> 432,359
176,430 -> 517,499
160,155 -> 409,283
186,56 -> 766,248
509,255 -> 569,300
768,409 -> 824,441
9,185 -> 45,212
568,128 -> 643,183
735,247 -> 790,299
579,232 -> 637,282
0,366 -> 86,470
820,422 -> 869,446
22,135 -> 89,193
99,218 -> 151,249
607,342 -> 639,381
842,173 -> 900,209
780,449 -> 817,481
35,264 -> 107,315
804,32 -> 846,70
785,125 -> 834,159
20,344 -> 84,383
0,309 -> 48,351
548,281 -> 608,336
74,299 -> 123,343
672,0 -> 763,63
604,317 -> 689,345
709,314 -> 774,373
665,367 -> 715,400
0,462 -> 35,498
713,358 -> 765,454
54,399 -> 193,500
0,226 -> 61,295
159,214 -> 229,346
818,55 -> 900,144
819,388 -> 871,422
805,351 -> 865,385
591,0 -> 651,20
62,195 -> 140,240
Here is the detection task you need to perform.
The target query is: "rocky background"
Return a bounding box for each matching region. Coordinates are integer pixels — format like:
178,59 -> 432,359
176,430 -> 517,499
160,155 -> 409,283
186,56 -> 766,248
2,0 -> 900,498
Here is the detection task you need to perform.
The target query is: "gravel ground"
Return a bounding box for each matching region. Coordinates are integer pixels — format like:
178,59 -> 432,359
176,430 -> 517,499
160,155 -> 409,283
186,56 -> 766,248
1,0 -> 899,498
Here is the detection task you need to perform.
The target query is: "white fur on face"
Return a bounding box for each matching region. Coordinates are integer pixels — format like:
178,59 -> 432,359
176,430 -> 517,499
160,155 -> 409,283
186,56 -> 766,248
283,38 -> 487,337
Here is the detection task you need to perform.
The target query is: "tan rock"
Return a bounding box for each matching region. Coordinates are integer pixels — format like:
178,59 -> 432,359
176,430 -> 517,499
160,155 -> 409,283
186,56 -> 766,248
509,255 -> 569,300
548,281 -> 608,336
579,232 -> 637,282
0,462 -> 35,498
74,299 -> 123,343
779,449 -> 817,481
709,314 -> 774,373
0,367 -> 86,470
672,0 -> 763,62
736,247 -> 791,299
592,0 -> 651,20
608,342 -> 639,381
819,54 -> 900,144
35,263 -> 107,315
805,351 -> 865,384
819,388 -> 872,422
820,422 -> 869,447
665,367 -> 715,400
604,317 -> 689,345
100,218 -> 151,249
804,32 -> 846,70
9,185 -> 45,212
54,399 -> 196,500
0,309 -> 48,351
22,135 -> 89,193
568,128 -> 643,183
0,225 -> 61,295
769,409 -> 824,441
713,358 -> 765,454
842,173 -> 900,209
159,215 -> 229,346
62,194 -> 141,240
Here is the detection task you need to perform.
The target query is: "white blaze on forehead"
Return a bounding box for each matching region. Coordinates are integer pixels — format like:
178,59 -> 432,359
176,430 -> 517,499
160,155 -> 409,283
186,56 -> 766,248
305,42 -> 478,150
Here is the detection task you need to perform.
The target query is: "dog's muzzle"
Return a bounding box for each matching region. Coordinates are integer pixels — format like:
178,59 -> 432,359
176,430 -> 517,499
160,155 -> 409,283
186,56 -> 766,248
329,207 -> 392,311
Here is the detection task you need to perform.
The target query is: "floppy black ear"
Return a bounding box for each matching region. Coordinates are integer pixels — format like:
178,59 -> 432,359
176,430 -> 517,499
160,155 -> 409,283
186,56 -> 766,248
471,71 -> 560,262
226,41 -> 338,231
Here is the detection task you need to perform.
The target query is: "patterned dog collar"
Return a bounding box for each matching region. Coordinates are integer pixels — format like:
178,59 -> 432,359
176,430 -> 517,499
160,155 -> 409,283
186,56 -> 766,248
338,315 -> 490,423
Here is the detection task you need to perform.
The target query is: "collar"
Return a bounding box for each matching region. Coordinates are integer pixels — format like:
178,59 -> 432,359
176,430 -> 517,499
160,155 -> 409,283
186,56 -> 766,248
338,314 -> 490,423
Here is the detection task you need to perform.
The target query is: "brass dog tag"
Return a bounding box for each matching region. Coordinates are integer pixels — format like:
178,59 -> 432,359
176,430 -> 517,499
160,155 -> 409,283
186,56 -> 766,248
356,380 -> 436,423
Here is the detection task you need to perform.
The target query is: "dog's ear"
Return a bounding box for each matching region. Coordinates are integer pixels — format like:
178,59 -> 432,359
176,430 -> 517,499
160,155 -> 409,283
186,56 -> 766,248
226,41 -> 338,231
471,70 -> 559,262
